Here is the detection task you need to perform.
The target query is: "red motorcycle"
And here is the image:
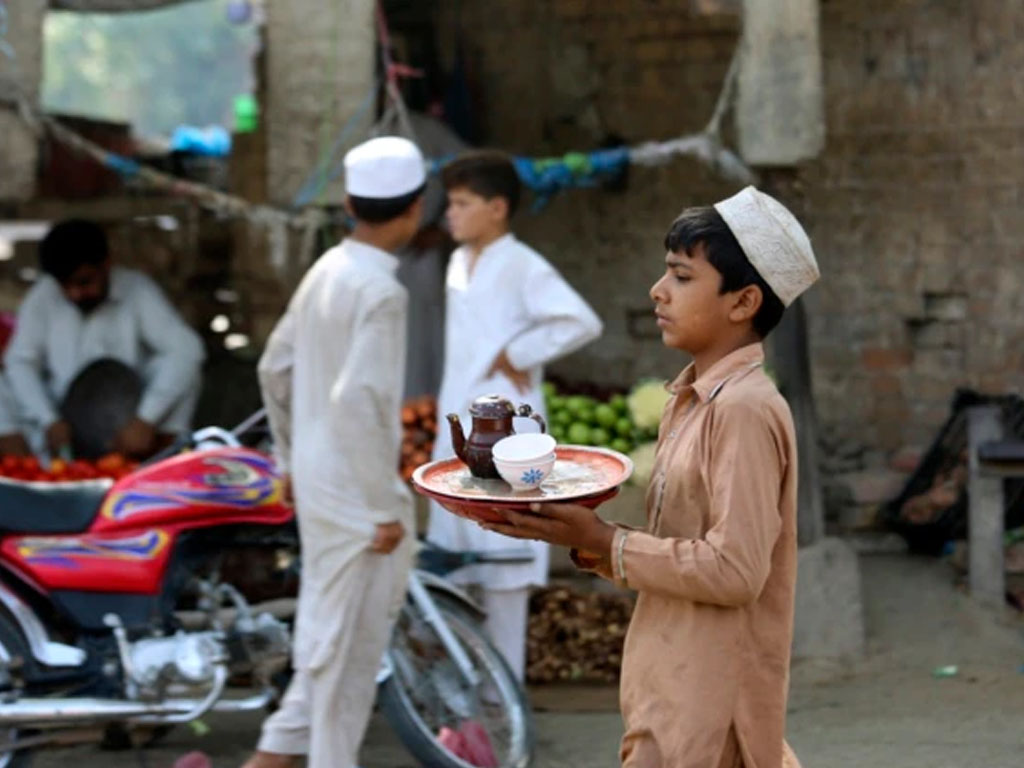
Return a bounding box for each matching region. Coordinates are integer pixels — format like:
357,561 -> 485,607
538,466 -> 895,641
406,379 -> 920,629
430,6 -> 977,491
0,425 -> 534,768
0,426 -> 293,766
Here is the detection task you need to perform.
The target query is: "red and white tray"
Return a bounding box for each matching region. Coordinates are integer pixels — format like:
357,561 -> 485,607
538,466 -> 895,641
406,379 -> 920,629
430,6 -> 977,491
412,445 -> 633,525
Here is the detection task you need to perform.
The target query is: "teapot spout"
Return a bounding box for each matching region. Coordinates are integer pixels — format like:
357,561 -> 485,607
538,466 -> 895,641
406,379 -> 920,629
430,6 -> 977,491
446,413 -> 468,463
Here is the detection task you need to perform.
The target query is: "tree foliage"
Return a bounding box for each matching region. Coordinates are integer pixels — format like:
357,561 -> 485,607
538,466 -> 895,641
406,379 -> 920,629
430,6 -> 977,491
42,0 -> 256,136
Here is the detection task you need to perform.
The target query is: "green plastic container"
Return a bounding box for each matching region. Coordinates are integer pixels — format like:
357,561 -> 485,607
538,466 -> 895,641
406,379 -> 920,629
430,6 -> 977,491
234,94 -> 259,134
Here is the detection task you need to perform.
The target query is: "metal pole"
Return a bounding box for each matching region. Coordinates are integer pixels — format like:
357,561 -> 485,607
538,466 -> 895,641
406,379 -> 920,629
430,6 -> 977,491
406,573 -> 480,686
967,406 -> 1005,607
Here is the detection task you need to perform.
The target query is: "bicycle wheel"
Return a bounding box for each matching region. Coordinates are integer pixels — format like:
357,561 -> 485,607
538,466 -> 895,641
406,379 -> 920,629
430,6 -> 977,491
379,591 -> 534,768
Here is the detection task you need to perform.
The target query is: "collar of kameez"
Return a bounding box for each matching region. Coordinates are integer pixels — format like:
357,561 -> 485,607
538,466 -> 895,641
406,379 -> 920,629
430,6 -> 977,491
667,342 -> 765,402
478,232 -> 516,258
485,231 -> 516,252
343,238 -> 401,274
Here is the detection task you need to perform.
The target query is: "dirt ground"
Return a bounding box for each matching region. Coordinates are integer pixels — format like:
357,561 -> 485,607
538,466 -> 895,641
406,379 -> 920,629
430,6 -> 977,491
27,553 -> 1024,768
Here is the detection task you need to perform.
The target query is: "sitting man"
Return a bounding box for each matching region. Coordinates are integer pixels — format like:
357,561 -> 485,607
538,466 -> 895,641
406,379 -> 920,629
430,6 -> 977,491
4,219 -> 205,458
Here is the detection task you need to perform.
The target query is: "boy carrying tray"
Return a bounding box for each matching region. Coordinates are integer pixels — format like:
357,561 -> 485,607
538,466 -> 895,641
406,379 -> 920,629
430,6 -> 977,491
483,186 -> 819,768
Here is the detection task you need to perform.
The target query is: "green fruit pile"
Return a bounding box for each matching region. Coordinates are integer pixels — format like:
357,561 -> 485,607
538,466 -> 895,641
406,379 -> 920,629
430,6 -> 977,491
542,382 -> 658,453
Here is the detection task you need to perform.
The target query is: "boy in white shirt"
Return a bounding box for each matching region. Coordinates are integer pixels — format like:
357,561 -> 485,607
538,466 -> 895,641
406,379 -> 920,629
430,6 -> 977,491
428,150 -> 603,681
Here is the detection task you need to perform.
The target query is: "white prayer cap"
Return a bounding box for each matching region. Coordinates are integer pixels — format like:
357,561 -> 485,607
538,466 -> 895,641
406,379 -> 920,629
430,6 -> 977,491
344,136 -> 426,199
713,186 -> 820,306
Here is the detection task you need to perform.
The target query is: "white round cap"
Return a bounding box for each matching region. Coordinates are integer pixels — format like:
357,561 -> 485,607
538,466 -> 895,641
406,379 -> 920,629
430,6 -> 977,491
713,186 -> 820,306
344,136 -> 426,199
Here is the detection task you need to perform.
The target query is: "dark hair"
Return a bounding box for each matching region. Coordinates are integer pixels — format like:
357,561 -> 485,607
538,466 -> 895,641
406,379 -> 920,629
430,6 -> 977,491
441,150 -> 521,217
348,184 -> 425,224
664,206 -> 785,338
39,219 -> 109,284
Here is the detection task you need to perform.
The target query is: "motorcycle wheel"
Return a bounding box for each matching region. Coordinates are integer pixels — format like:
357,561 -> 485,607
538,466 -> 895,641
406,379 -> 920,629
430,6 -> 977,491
379,592 -> 535,768
0,611 -> 37,767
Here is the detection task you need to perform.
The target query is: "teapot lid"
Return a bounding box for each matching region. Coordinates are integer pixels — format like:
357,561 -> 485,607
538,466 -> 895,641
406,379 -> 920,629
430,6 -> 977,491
469,394 -> 516,419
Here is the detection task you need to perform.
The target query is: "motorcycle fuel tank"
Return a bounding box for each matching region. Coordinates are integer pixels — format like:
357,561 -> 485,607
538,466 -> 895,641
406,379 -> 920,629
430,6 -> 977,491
1,448 -> 292,595
92,447 -> 292,533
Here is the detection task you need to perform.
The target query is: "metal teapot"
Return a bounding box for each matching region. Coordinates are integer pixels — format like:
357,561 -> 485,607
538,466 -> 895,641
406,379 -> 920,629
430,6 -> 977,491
447,395 -> 547,479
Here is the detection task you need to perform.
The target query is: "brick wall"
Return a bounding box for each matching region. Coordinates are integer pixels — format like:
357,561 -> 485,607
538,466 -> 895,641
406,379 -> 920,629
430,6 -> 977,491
433,0 -> 1024,461
800,0 -> 1024,455
0,0 -> 46,203
434,0 -> 742,387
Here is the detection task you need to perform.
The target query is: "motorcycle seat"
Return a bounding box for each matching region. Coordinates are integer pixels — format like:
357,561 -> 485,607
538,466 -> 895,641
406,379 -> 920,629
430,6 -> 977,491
0,481 -> 108,534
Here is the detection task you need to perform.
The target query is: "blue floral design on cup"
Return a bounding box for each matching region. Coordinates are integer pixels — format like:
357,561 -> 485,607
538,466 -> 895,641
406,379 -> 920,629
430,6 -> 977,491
521,468 -> 545,486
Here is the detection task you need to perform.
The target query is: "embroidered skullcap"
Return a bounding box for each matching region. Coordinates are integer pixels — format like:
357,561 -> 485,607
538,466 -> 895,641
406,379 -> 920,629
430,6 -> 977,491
713,186 -> 820,306
344,136 -> 426,199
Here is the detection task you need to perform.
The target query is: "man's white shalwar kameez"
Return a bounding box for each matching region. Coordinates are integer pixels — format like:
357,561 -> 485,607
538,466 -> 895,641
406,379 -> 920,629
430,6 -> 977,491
0,375 -> 22,437
427,234 -> 601,677
257,239 -> 414,768
3,268 -> 204,438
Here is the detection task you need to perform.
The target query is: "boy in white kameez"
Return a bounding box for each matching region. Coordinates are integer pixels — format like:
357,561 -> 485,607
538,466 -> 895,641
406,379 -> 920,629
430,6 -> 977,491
428,150 -> 603,681
243,137 -> 426,768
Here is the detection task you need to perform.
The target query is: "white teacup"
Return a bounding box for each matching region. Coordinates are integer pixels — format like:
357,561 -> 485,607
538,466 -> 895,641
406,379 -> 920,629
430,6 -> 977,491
494,453 -> 556,492
492,433 -> 556,463
492,433 -> 558,491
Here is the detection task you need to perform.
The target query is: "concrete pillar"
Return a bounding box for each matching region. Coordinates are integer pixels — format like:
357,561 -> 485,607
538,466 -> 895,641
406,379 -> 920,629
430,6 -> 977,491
0,0 -> 46,203
770,298 -> 826,547
792,537 -> 865,660
264,0 -> 376,207
967,406 -> 1005,608
737,0 -> 825,165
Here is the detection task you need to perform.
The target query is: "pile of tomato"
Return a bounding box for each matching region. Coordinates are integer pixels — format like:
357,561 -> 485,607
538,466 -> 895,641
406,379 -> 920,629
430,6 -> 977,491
0,453 -> 138,483
400,396 -> 437,482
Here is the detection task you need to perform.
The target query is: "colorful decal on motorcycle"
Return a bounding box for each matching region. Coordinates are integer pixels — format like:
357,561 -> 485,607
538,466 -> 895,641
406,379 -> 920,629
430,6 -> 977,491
101,453 -> 281,521
16,530 -> 170,568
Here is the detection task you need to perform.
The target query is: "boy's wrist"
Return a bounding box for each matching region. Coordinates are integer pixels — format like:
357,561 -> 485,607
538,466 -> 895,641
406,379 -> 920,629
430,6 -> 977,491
584,519 -> 616,559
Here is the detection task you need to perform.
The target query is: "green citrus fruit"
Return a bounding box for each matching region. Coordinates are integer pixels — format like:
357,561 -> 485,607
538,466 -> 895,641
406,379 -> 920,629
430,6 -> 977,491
567,422 -> 592,445
610,437 -> 633,454
590,427 -> 612,447
594,404 -> 618,429
565,396 -> 589,416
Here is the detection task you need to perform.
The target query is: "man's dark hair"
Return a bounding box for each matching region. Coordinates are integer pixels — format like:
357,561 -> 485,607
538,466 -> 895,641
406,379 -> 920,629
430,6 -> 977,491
39,219 -> 109,284
664,206 -> 785,338
441,150 -> 521,217
348,184 -> 426,224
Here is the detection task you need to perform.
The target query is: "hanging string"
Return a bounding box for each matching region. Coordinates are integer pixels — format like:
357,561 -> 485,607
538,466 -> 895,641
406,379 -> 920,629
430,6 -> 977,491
290,80 -> 379,209
373,0 -> 420,141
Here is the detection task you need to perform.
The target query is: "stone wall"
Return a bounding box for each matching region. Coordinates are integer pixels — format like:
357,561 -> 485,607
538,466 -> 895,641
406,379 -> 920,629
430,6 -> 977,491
432,0 -> 1024,473
264,0 -> 376,206
801,0 -> 1024,456
0,0 -> 46,203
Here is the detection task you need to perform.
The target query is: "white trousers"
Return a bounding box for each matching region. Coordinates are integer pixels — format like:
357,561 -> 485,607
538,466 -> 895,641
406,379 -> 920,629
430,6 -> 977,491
482,587 -> 530,683
257,549 -> 403,768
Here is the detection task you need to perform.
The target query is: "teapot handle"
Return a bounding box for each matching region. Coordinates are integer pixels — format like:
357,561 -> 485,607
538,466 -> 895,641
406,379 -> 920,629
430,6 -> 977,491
516,403 -> 547,434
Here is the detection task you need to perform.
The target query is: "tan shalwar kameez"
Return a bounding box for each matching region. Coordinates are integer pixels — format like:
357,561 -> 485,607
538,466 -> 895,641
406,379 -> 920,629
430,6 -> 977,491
576,343 -> 801,768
